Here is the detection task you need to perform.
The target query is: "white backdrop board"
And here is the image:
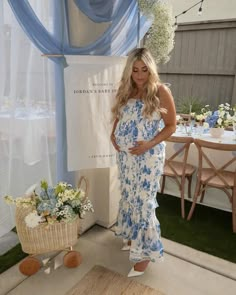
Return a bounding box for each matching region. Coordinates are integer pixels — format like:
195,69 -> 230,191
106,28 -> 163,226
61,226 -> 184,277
64,55 -> 126,171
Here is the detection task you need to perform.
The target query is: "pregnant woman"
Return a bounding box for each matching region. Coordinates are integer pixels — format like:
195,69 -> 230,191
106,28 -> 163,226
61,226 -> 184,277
110,48 -> 176,277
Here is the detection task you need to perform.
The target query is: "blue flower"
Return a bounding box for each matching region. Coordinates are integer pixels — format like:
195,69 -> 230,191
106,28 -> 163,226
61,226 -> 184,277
149,148 -> 154,155
142,165 -> 151,174
37,200 -> 54,214
132,127 -> 138,137
40,190 -> 48,200
142,179 -> 150,190
47,187 -> 56,199
205,111 -> 219,128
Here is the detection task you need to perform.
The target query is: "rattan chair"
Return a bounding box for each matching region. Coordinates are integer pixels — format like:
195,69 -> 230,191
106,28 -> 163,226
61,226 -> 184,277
161,136 -> 196,218
187,138 -> 236,233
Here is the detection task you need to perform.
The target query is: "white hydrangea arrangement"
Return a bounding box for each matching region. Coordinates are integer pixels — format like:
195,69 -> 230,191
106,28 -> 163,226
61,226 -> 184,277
138,0 -> 175,64
4,180 -> 94,228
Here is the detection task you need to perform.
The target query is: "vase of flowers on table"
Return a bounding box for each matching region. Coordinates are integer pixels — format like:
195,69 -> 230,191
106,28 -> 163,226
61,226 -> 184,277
195,103 -> 234,138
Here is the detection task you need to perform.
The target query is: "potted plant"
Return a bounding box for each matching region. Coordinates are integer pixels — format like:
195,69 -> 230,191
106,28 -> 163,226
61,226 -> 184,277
176,96 -> 206,116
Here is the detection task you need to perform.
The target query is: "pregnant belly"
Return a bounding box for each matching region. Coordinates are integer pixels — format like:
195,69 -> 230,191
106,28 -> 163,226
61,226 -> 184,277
115,135 -> 136,152
114,120 -> 147,152
115,131 -> 146,152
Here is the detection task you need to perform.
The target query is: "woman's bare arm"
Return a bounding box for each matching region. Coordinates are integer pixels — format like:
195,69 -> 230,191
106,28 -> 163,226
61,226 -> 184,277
110,118 -> 120,151
149,84 -> 176,146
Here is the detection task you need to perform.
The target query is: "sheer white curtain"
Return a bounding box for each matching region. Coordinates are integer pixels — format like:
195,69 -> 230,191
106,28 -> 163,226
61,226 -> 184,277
0,0 -> 56,237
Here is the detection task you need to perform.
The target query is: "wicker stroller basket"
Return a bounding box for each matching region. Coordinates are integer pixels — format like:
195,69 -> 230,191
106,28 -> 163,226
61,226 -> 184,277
15,205 -> 79,254
15,176 -> 89,255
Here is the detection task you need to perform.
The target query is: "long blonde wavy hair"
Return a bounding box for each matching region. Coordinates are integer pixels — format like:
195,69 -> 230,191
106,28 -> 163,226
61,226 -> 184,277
111,48 -> 165,121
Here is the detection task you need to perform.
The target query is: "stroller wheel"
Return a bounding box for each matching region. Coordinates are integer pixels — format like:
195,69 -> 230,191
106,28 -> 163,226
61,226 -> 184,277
19,257 -> 41,276
63,250 -> 82,268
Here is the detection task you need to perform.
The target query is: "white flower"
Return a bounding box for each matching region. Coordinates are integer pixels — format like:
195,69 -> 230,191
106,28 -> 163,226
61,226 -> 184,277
4,195 -> 14,205
219,110 -> 225,116
226,113 -> 232,120
203,122 -> 209,129
138,1 -> 175,64
195,114 -> 205,121
58,181 -> 67,187
25,211 -> 44,228
217,118 -> 222,126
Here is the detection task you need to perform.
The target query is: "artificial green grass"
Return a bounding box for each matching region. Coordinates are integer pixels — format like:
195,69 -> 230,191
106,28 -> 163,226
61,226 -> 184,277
0,243 -> 27,274
156,193 -> 236,263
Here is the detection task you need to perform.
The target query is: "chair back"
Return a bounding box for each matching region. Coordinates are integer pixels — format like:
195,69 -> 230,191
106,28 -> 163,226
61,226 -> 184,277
194,139 -> 236,198
165,136 -> 194,180
188,138 -> 236,232
166,136 -> 194,169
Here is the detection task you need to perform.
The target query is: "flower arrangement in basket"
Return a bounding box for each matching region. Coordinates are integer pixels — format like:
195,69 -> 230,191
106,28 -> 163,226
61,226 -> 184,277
5,180 -> 93,228
4,177 -> 94,275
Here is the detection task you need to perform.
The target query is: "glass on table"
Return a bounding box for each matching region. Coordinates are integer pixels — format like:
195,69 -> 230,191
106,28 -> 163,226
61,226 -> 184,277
194,122 -> 204,136
177,122 -> 185,133
184,120 -> 194,136
176,117 -> 185,133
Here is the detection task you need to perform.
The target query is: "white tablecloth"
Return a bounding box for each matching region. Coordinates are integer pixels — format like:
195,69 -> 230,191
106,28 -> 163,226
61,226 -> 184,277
174,127 -> 236,145
0,112 -> 55,165
0,111 -> 56,237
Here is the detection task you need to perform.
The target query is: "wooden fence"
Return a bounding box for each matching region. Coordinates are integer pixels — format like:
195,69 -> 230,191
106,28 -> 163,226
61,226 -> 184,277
159,19 -> 236,111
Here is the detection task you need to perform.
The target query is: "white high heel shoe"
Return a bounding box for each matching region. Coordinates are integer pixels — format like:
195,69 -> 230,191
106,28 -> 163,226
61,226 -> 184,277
127,267 -> 144,278
121,239 -> 131,251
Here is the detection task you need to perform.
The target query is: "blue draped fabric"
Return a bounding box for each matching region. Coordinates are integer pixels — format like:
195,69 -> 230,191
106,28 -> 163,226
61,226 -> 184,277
8,0 -> 151,58
73,0 -> 126,23
53,1 -> 75,185
66,1 -> 151,56
7,0 -> 67,66
7,0 -> 152,183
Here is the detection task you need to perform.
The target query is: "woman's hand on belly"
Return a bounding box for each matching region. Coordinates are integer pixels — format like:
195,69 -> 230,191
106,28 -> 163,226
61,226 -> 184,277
128,140 -> 152,156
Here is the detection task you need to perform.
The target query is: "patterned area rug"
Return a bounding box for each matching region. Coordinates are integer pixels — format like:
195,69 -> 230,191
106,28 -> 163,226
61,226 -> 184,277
66,265 -> 164,295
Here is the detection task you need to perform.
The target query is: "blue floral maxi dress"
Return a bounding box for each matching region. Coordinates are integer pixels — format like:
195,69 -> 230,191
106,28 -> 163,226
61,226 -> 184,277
114,99 -> 165,263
